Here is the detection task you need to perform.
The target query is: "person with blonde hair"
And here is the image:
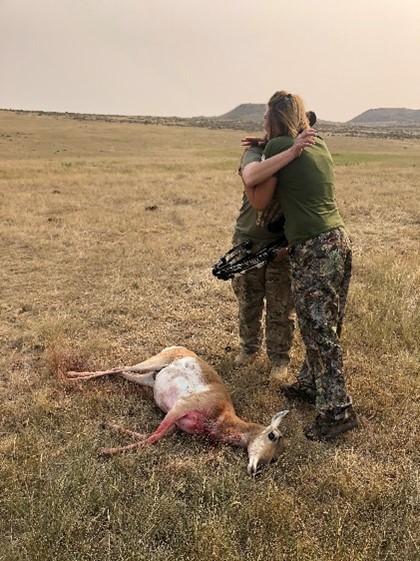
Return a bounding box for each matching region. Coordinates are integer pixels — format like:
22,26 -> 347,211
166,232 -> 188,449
231,110 -> 316,382
241,91 -> 360,441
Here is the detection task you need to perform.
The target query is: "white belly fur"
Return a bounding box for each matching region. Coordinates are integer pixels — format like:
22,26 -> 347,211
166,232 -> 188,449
153,356 -> 210,412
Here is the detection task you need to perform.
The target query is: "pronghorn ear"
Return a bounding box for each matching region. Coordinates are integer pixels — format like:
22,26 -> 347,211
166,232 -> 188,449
270,410 -> 289,430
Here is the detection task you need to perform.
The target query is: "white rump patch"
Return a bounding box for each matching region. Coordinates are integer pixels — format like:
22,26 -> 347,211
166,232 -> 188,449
154,356 -> 209,411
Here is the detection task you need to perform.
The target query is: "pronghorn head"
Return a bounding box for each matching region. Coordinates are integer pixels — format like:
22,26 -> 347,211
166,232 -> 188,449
247,410 -> 289,475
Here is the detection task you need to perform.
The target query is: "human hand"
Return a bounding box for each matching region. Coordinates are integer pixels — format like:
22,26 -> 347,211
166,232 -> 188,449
241,137 -> 266,148
290,128 -> 317,157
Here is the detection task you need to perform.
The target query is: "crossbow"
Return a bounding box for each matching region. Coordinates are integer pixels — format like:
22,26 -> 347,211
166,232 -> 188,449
212,237 -> 287,281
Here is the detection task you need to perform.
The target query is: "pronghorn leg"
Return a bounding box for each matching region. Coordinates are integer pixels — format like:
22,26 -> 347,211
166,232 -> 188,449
99,408 -> 187,455
66,367 -> 158,389
66,368 -> 126,381
100,391 -> 210,456
101,422 -> 149,440
66,352 -> 173,384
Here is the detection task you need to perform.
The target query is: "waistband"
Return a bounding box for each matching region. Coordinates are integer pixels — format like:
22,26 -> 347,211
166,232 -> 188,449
289,227 -> 348,256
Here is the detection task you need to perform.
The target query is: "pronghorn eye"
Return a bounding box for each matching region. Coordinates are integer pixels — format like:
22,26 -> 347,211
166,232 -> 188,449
268,431 -> 277,441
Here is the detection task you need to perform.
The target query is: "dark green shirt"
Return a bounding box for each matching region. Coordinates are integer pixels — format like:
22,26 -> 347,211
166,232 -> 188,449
234,146 -> 285,245
263,136 -> 344,246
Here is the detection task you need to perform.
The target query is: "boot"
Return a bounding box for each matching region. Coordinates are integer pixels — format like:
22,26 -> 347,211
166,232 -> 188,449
269,361 -> 292,383
305,406 -> 360,441
281,382 -> 316,404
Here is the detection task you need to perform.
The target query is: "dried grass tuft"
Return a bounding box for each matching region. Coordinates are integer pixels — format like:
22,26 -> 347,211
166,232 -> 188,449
1,112 -> 419,561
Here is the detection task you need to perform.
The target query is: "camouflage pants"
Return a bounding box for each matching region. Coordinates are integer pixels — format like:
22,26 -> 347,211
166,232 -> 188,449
289,227 -> 353,417
231,239 -> 295,365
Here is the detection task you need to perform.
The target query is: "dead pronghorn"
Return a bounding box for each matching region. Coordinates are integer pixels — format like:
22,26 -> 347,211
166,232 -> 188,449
67,346 -> 289,475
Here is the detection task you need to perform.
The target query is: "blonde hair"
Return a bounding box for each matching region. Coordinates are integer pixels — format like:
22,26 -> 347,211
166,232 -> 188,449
266,91 -> 309,139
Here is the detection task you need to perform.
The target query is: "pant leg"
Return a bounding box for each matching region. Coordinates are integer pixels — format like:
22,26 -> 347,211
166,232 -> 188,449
337,239 -> 352,338
231,266 -> 266,355
296,231 -> 352,388
290,228 -> 352,417
264,256 -> 295,365
296,356 -> 317,392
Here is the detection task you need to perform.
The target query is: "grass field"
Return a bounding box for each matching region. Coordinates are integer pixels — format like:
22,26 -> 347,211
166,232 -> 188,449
0,110 -> 419,561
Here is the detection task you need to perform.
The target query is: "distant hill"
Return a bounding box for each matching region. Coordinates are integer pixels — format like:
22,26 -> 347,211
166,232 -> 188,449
349,108 -> 420,125
3,106 -> 420,140
218,103 -> 265,121
217,103 -> 327,127
218,104 -> 420,126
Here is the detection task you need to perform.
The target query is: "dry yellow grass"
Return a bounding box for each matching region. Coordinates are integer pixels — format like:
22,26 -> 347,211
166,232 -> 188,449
0,110 -> 419,561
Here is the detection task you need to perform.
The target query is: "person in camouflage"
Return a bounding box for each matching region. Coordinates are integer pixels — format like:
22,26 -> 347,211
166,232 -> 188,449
288,228 -> 353,418
232,145 -> 295,382
231,122 -> 317,381
241,91 -> 360,441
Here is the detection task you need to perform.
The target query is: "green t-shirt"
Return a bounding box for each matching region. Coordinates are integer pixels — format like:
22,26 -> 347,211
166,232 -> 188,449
263,136 -> 344,246
234,146 -> 285,245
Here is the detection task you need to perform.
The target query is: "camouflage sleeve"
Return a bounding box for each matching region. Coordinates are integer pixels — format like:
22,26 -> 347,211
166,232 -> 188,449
239,146 -> 264,172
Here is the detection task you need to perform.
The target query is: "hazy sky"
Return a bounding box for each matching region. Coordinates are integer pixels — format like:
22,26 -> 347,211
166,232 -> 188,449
1,0 -> 419,122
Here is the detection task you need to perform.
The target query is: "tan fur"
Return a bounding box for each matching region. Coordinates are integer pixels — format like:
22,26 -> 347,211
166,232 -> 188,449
67,346 -> 288,474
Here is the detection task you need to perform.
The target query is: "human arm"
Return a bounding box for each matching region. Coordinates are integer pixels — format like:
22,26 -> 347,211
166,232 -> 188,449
238,145 -> 278,211
241,128 -> 316,189
243,176 -> 278,211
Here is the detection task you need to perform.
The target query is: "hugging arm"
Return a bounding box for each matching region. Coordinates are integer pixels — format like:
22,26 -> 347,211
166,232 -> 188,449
244,176 -> 278,211
241,129 -> 316,212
